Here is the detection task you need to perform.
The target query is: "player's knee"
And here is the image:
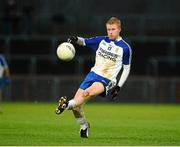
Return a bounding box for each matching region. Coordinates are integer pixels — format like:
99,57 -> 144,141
83,90 -> 95,98
83,90 -> 89,97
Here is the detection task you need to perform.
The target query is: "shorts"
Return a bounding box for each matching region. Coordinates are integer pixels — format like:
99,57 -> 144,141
79,71 -> 115,97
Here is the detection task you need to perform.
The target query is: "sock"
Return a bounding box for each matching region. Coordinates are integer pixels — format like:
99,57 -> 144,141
66,99 -> 76,110
76,117 -> 88,130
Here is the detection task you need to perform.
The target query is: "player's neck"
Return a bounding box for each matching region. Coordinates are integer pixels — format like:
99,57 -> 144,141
116,36 -> 122,41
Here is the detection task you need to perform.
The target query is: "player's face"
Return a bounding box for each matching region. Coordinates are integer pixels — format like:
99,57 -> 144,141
106,24 -> 121,40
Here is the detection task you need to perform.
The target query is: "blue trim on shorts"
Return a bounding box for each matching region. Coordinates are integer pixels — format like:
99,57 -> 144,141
79,71 -> 110,96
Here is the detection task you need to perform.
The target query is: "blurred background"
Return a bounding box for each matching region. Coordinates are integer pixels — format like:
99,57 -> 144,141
0,0 -> 180,103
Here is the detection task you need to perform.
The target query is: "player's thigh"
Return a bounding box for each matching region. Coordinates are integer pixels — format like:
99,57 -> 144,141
73,82 -> 104,105
85,82 -> 104,100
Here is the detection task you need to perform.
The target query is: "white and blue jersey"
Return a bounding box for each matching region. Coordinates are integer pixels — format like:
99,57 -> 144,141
0,55 -> 9,77
78,36 -> 132,96
84,36 -> 132,83
0,55 -> 10,88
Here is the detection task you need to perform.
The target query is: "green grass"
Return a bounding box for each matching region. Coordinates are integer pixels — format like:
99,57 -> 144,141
0,102 -> 180,146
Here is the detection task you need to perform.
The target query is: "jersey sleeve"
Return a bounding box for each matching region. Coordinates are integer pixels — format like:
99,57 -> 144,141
85,36 -> 106,51
0,55 -> 8,68
122,46 -> 132,65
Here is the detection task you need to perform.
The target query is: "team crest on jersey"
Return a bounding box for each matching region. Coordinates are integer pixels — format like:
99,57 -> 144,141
107,45 -> 112,51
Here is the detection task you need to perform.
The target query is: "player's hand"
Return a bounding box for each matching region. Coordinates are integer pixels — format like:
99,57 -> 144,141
67,36 -> 78,43
111,85 -> 120,100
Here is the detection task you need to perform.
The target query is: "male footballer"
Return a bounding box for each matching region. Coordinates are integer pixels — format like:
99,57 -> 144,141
0,54 -> 10,113
55,17 -> 132,138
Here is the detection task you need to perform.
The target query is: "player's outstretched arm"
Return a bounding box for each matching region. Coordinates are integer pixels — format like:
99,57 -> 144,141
68,36 -> 78,43
68,36 -> 85,46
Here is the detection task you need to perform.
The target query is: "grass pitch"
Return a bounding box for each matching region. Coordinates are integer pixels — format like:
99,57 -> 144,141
0,102 -> 180,146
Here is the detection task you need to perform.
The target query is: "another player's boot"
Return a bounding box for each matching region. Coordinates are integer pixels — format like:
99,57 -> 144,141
55,96 -> 68,115
80,122 -> 90,138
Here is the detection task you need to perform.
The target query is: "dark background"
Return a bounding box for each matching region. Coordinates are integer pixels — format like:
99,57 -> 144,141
0,0 -> 179,76
0,0 -> 180,103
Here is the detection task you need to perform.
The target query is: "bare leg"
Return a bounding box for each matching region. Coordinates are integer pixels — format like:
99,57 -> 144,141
55,82 -> 105,137
69,82 -> 104,129
72,106 -> 89,129
73,82 -> 105,107
73,107 -> 84,118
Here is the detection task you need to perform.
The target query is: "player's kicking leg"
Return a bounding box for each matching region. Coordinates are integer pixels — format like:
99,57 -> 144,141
55,96 -> 90,138
55,96 -> 68,115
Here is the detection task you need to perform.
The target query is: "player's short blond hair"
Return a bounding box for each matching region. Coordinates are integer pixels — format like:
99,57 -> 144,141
106,17 -> 121,28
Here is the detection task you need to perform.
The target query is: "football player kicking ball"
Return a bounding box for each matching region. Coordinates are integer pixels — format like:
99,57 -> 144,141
55,17 -> 132,138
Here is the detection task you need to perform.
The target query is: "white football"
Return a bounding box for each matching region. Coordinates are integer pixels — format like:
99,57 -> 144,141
56,42 -> 75,61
